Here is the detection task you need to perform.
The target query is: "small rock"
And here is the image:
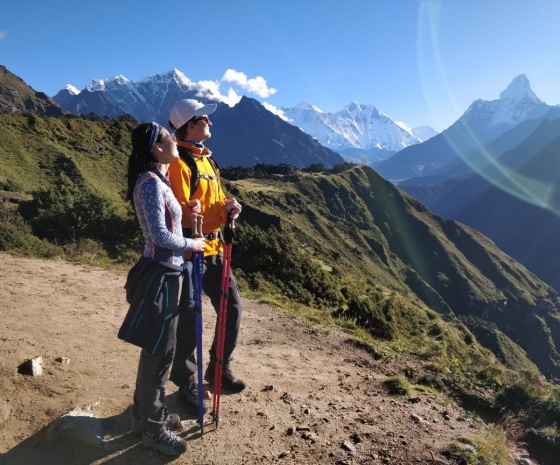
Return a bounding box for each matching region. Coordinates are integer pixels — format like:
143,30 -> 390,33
410,414 -> 423,423
47,409 -> 104,448
18,356 -> 43,376
261,384 -> 274,392
287,426 -> 294,436
342,440 -> 356,452
302,431 -> 317,443
55,356 -> 70,364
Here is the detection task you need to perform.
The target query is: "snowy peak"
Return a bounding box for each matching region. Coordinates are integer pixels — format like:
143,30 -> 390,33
499,74 -> 541,103
281,100 -> 437,161
294,101 -> 323,113
460,74 -> 550,143
65,84 -> 79,95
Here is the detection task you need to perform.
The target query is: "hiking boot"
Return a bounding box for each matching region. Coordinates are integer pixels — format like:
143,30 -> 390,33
131,413 -> 182,436
142,428 -> 187,456
204,362 -> 246,393
179,377 -> 208,415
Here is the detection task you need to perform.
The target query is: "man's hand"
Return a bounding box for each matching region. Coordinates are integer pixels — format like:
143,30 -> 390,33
225,197 -> 242,219
188,199 -> 201,214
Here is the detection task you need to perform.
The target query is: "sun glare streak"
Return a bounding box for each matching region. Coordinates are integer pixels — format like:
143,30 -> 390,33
416,0 -> 560,216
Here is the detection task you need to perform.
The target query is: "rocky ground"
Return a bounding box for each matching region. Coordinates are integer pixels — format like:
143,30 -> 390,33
0,253 -> 544,464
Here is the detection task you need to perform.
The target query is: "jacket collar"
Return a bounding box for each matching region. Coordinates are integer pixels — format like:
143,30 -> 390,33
177,140 -> 211,157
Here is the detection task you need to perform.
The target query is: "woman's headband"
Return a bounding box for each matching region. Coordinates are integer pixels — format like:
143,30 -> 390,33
148,122 -> 161,154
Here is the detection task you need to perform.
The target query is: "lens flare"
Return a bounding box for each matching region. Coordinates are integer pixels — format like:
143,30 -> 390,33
416,0 -> 560,216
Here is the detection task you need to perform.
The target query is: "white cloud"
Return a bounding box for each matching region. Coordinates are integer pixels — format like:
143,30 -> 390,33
0,31 -> 7,40
226,87 -> 242,105
195,79 -> 242,107
221,69 -> 277,98
196,79 -> 222,96
262,102 -> 289,121
192,69 -> 279,108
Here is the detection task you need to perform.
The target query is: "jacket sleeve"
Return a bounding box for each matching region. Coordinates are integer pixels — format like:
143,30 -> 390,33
135,176 -> 189,251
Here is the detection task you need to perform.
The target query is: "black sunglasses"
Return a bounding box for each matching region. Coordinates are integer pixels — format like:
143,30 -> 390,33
191,115 -> 209,125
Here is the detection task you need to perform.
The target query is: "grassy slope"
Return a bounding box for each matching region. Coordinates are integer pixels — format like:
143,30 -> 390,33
0,113 -> 135,206
225,167 -> 560,377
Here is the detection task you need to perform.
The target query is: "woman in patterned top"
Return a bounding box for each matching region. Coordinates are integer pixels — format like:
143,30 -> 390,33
125,121 -> 205,457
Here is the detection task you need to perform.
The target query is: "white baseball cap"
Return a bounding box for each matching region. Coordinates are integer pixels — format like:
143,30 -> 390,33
169,99 -> 217,130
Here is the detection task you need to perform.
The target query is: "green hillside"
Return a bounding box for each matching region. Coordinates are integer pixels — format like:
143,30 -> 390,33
222,165 -> 560,376
1,113 -> 559,454
0,113 -> 135,202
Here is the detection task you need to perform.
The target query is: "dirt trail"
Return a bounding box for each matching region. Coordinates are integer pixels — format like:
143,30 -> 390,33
0,253 -> 533,464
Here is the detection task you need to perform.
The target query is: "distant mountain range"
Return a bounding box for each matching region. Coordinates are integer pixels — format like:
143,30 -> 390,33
51,68 -> 438,165
280,101 -> 437,164
51,68 -> 346,168
373,75 -> 556,182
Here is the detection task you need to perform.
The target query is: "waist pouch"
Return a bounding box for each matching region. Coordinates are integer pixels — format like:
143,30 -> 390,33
118,257 -> 184,354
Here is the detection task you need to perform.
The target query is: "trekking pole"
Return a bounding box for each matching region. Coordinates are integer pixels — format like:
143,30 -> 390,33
211,213 -> 235,427
190,213 -> 206,433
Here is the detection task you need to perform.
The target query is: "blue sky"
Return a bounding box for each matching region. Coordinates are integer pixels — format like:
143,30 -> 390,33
2,0 -> 559,132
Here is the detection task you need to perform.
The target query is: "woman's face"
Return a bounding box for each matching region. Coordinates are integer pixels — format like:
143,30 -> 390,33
153,128 -> 178,164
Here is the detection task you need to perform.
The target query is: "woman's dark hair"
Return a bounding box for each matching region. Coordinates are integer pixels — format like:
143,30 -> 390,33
126,122 -> 161,205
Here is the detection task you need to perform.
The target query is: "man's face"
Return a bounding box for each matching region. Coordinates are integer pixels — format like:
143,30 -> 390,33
188,115 -> 212,143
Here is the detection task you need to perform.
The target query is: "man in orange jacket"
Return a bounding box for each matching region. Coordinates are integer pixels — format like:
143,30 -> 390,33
167,99 -> 245,415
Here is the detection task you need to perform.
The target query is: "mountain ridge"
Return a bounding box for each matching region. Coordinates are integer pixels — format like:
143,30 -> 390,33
280,100 -> 438,164
51,68 -> 438,164
373,74 -> 556,182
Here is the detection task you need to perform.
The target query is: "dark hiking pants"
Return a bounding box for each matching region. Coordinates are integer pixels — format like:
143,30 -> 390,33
170,253 -> 242,386
132,275 -> 181,433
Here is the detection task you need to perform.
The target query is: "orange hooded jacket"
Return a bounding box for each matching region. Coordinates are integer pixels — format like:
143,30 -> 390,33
168,142 -> 227,257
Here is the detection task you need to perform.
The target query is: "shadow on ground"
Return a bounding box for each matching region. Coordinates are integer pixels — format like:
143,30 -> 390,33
0,391 -> 220,465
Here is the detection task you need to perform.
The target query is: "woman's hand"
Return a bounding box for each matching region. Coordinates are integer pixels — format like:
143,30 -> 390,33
190,237 -> 206,252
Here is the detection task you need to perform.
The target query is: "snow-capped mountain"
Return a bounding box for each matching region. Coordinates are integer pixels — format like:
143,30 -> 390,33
53,69 -> 344,169
373,74 -> 556,182
459,74 -> 550,144
53,68 -> 229,125
280,101 -> 437,163
53,69 -> 436,165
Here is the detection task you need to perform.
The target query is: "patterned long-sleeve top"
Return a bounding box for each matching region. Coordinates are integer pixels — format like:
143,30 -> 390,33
133,169 -> 194,266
